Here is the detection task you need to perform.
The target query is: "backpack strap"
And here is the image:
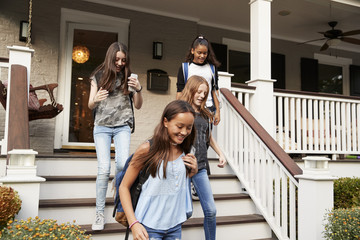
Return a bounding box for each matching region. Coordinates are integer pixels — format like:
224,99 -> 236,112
129,92 -> 135,133
182,62 -> 189,84
209,63 -> 216,90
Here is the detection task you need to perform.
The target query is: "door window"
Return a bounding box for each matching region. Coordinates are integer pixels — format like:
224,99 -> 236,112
69,29 -> 117,143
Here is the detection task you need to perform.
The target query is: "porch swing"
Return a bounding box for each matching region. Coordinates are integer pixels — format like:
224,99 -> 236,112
0,0 -> 63,121
0,81 -> 63,121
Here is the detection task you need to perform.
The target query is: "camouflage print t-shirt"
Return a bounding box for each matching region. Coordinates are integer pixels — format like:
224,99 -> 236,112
92,75 -> 133,128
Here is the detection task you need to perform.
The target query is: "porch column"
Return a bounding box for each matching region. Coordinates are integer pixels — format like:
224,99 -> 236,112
247,0 -> 275,136
296,156 -> 337,240
2,46 -> 34,155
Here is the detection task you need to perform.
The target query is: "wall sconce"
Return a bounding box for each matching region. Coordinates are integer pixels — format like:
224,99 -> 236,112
19,21 -> 29,42
153,42 -> 163,60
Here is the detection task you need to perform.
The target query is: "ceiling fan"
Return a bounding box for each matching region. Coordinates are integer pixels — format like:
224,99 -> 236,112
300,21 -> 360,51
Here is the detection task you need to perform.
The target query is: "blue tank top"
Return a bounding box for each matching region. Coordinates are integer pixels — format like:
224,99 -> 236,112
135,153 -> 193,230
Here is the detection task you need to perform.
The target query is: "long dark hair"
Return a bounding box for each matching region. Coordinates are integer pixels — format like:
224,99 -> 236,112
90,42 -> 131,94
132,100 -> 196,178
185,35 -> 220,68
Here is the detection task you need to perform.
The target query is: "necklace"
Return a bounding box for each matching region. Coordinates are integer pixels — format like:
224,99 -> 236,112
170,142 -> 177,146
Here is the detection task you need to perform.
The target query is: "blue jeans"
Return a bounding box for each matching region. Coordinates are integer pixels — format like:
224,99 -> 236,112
144,223 -> 182,240
93,125 -> 131,213
192,168 -> 217,240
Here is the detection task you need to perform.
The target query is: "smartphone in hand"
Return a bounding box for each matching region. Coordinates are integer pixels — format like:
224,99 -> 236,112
128,73 -> 138,92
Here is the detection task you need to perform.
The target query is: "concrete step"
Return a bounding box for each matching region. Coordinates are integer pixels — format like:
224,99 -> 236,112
82,215 -> 271,240
39,174 -> 243,199
38,193 -> 256,225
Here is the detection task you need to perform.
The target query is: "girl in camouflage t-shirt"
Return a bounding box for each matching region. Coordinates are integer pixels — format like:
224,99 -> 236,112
88,42 -> 143,231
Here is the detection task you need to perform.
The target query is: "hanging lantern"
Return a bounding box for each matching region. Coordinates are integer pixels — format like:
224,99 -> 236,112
72,45 -> 90,64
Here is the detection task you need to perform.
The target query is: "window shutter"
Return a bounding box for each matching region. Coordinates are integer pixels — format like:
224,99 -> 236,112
350,65 -> 360,96
272,53 -> 286,89
301,57 -> 318,92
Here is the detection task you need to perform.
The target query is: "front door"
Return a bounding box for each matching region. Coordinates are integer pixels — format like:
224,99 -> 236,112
57,17 -> 129,149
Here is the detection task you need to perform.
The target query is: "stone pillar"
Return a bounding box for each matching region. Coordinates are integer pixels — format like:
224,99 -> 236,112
247,0 -> 275,137
295,156 -> 337,240
0,149 -> 45,219
2,46 -> 34,155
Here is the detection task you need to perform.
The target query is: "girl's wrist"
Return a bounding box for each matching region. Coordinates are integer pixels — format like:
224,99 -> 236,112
135,85 -> 143,92
129,220 -> 139,229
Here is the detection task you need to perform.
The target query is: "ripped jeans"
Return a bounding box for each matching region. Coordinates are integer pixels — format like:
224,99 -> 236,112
93,125 -> 131,213
143,223 -> 182,240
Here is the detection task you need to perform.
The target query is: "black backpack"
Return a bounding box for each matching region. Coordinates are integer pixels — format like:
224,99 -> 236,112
113,141 -> 152,239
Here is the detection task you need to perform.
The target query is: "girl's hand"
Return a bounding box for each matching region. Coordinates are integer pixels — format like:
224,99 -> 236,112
183,153 -> 198,176
93,87 -> 108,103
214,111 -> 220,126
218,155 -> 227,168
128,75 -> 142,92
131,223 -> 149,240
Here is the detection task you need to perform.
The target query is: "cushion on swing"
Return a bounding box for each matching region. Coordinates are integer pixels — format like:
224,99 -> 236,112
2,80 -> 40,110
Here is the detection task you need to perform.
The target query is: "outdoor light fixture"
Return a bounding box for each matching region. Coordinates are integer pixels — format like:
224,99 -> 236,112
72,45 -> 90,64
19,20 -> 29,42
153,42 -> 163,60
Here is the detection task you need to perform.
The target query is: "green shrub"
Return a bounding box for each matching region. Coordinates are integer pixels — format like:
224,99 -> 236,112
323,207 -> 360,240
0,217 -> 92,239
334,177 -> 360,209
0,185 -> 22,229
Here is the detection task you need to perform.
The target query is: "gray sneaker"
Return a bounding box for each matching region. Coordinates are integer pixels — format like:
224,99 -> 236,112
92,212 -> 105,231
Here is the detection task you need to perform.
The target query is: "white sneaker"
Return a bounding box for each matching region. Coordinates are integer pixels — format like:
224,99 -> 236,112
92,212 -> 105,231
191,182 -> 199,201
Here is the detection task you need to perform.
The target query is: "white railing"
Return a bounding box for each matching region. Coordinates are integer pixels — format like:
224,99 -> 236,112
218,88 -> 302,240
274,90 -> 360,155
230,83 -> 255,110
230,84 -> 360,156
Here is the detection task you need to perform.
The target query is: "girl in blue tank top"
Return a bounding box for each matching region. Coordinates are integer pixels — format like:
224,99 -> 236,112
120,100 -> 198,240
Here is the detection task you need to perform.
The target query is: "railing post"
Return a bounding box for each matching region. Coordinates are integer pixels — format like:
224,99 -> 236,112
2,46 -> 34,155
296,156 -> 337,240
0,46 -> 45,220
0,149 -> 45,219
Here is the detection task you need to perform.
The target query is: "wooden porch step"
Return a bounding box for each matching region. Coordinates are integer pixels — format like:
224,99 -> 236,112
39,193 -> 250,208
40,174 -> 238,182
81,214 -> 266,236
39,174 -> 242,199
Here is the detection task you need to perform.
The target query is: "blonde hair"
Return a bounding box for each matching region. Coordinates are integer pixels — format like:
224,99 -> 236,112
179,75 -> 213,121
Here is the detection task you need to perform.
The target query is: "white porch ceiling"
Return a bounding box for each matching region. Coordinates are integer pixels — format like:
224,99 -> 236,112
83,0 -> 360,53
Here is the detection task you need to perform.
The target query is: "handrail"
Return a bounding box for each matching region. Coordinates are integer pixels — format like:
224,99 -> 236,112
218,88 -> 302,240
221,88 -> 303,177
